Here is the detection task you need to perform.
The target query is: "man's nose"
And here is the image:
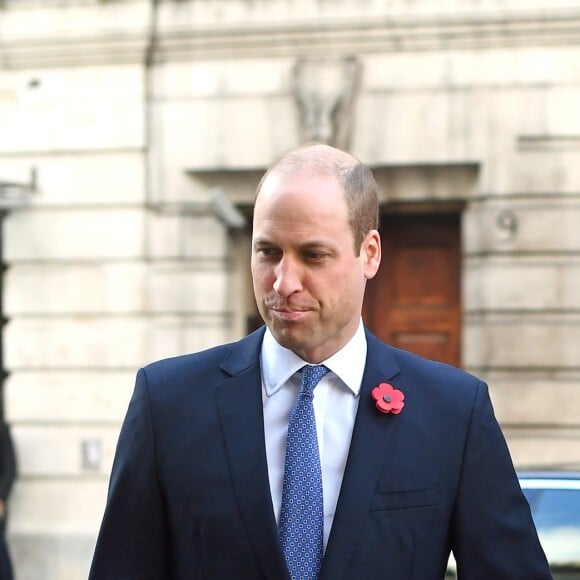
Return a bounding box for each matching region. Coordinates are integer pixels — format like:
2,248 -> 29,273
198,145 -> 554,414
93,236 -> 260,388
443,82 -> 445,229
273,257 -> 302,297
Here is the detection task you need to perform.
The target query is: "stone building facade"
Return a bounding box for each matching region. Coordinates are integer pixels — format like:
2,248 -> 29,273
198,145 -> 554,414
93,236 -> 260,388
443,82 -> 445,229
1,0 -> 579,577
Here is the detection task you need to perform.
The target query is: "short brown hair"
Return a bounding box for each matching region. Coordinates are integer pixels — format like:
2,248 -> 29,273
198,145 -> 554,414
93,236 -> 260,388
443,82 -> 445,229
256,143 -> 379,254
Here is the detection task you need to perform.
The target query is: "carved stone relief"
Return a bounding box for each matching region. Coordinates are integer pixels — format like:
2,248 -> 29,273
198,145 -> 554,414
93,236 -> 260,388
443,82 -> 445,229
293,56 -> 361,150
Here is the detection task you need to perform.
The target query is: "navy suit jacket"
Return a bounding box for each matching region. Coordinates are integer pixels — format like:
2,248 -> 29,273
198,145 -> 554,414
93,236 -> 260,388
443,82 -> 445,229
89,328 -> 550,579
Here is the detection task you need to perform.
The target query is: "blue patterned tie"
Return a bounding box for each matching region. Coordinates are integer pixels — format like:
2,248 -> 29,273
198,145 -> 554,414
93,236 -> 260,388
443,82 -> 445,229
279,364 -> 329,580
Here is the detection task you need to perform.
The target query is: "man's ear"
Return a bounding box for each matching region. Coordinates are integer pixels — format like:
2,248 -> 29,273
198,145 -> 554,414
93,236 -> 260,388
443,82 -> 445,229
362,229 -> 381,280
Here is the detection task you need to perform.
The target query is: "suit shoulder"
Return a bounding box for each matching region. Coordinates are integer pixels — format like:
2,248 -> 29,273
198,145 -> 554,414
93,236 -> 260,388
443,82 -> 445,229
366,328 -> 481,389
139,327 -> 265,384
381,345 -> 492,430
143,342 -> 232,376
392,345 -> 480,385
378,342 -> 486,414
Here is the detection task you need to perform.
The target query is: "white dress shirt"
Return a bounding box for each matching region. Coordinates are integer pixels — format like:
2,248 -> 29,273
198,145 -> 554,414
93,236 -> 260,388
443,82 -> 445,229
261,320 -> 366,550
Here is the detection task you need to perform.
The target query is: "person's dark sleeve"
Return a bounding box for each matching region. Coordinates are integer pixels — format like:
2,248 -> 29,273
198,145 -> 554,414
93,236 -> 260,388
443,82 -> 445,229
0,422 -> 16,502
450,381 -> 552,579
88,369 -> 170,580
0,530 -> 13,580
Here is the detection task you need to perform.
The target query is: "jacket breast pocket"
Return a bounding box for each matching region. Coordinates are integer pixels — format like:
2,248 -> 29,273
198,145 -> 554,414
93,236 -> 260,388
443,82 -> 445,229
369,483 -> 440,512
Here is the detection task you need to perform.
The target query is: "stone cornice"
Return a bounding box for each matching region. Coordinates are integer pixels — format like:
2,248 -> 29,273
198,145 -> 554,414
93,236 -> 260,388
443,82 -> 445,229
156,9 -> 580,62
0,33 -> 151,69
0,0 -> 151,69
1,7 -> 580,69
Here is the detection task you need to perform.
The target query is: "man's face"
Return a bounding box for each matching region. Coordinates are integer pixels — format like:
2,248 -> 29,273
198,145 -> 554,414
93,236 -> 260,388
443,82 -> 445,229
251,170 -> 380,363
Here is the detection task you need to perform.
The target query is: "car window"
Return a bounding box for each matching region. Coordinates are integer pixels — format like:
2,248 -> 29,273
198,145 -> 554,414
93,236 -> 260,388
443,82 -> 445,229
522,487 -> 580,572
529,489 -> 580,531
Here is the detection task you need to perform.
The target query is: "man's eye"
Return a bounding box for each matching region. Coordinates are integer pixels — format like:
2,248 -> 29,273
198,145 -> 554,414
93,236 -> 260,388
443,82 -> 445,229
256,248 -> 279,258
305,251 -> 327,261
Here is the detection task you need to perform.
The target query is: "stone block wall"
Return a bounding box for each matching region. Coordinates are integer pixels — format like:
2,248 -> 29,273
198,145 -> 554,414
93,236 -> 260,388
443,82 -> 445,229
1,54 -> 150,580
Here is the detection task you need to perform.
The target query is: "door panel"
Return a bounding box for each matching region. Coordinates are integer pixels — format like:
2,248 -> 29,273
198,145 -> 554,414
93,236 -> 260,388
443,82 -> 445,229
363,212 -> 461,367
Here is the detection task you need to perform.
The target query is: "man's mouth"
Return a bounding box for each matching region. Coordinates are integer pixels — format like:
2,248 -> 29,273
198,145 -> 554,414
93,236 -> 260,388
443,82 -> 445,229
268,305 -> 311,321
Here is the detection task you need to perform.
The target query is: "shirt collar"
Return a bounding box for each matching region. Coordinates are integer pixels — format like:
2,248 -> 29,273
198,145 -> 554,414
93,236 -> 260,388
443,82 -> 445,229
260,320 -> 367,398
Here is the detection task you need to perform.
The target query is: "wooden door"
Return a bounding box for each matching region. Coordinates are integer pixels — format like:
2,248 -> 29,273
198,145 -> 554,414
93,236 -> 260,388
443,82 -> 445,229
363,212 -> 462,367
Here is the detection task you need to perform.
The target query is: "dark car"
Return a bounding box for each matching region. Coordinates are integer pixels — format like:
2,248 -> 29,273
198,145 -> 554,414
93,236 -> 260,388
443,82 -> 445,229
447,471 -> 580,579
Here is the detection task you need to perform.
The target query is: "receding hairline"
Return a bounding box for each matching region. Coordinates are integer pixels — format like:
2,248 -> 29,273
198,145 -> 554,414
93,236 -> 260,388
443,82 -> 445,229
254,143 -> 380,256
255,143 -> 363,198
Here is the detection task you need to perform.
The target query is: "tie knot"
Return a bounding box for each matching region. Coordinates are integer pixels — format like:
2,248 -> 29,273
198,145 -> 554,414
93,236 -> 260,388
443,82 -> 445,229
300,365 -> 329,397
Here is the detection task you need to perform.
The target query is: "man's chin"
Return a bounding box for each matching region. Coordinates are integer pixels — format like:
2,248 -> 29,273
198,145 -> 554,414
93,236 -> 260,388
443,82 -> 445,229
269,324 -> 311,353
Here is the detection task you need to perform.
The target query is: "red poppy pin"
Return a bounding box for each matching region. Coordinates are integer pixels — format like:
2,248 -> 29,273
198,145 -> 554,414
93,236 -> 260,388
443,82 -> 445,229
371,382 -> 405,415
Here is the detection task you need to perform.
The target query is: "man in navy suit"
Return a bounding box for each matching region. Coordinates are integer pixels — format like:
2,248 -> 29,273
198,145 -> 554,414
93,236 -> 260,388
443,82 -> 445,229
90,143 -> 550,579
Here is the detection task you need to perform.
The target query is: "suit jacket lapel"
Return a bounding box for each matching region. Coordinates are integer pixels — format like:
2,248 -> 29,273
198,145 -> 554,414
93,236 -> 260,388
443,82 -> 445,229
320,331 -> 403,580
215,328 -> 290,580
215,328 -> 404,580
